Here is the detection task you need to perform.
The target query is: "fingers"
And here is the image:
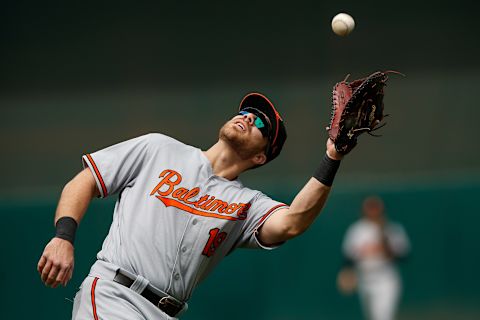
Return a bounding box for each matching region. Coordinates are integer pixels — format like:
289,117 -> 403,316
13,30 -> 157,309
64,267 -> 73,286
44,261 -> 73,288
64,266 -> 73,286
45,264 -> 60,286
37,255 -> 47,274
54,263 -> 74,288
45,259 -> 75,288
52,266 -> 67,288
41,260 -> 53,283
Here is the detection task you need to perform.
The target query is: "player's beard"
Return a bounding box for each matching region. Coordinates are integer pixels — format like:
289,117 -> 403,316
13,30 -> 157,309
219,122 -> 266,160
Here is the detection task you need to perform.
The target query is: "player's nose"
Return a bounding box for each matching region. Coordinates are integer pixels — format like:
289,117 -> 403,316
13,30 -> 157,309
243,113 -> 255,126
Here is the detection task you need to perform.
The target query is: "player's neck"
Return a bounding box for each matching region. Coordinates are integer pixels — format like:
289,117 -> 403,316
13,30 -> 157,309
203,141 -> 251,180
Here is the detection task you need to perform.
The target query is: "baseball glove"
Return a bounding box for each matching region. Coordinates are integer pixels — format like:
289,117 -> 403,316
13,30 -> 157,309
327,71 -> 400,154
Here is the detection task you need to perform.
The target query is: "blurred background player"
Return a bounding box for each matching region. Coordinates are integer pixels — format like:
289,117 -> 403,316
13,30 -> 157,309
337,196 -> 410,320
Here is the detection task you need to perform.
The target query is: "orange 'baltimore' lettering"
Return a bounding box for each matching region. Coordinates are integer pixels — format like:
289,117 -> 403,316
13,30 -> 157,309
150,169 -> 249,221
172,188 -> 188,200
150,170 -> 182,196
208,200 -> 228,213
184,187 -> 200,204
198,196 -> 216,210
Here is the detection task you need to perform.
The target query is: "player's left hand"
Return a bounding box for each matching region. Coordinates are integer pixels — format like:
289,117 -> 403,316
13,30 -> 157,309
327,71 -> 393,154
326,138 -> 344,160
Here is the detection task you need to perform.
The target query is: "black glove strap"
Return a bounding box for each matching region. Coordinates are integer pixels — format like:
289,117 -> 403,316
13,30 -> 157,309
313,153 -> 341,187
55,216 -> 78,245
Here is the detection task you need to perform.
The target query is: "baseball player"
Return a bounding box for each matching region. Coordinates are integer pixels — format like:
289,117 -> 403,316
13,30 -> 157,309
37,93 -> 345,319
337,196 -> 410,320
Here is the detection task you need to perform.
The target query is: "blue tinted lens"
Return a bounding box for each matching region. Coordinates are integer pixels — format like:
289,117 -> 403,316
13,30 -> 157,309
238,111 -> 265,129
254,117 -> 265,129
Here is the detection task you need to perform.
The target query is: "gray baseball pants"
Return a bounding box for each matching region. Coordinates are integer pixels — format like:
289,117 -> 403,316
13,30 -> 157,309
72,261 -> 183,320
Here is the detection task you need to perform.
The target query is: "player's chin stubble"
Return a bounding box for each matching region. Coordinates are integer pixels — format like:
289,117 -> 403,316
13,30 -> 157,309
219,123 -> 264,160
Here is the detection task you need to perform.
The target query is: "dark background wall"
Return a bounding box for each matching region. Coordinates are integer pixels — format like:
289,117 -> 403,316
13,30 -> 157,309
1,0 -> 479,319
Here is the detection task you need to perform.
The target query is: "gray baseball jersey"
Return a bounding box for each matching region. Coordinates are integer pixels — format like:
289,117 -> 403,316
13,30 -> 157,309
82,133 -> 288,302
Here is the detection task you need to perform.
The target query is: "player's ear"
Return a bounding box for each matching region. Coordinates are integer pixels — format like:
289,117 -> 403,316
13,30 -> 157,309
252,153 -> 267,166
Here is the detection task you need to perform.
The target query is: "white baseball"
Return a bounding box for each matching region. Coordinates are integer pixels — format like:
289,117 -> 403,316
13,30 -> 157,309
331,13 -> 355,36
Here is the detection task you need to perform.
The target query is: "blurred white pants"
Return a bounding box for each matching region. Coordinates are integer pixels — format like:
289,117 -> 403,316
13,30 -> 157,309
358,268 -> 401,320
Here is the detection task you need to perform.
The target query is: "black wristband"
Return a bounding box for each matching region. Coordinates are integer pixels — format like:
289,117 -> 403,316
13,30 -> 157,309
55,216 -> 78,245
313,153 -> 341,187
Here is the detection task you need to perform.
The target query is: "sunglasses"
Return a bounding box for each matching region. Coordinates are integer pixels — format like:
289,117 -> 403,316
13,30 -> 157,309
238,110 -> 271,138
239,110 -> 265,128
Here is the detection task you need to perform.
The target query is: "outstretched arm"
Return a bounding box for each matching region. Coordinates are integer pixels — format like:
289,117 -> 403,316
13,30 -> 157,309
37,168 -> 99,288
258,139 -> 343,245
